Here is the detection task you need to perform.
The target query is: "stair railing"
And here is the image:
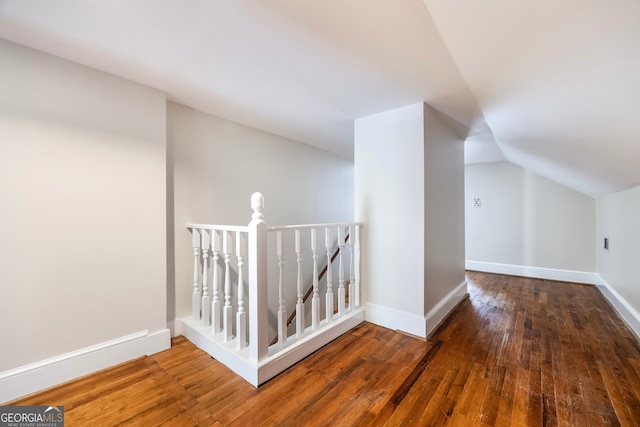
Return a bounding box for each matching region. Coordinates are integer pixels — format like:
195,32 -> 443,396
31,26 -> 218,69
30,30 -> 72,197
269,231 -> 351,346
185,192 -> 362,377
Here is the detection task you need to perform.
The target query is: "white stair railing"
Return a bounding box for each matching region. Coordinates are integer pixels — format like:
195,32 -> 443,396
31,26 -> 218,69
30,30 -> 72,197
184,192 -> 363,386
325,227 -> 334,323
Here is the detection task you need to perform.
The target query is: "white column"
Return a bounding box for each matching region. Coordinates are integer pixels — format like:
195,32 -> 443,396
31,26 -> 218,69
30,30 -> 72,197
295,229 -> 305,337
201,229 -> 211,327
277,231 -> 287,346
337,226 -> 346,316
355,224 -> 362,308
325,227 -> 334,322
349,225 -> 357,310
191,228 -> 201,320
223,230 -> 233,342
211,230 -> 221,334
236,231 -> 247,350
311,228 -> 320,329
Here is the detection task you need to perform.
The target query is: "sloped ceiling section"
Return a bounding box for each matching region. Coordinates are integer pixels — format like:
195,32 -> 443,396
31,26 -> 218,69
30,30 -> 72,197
0,0 -> 490,159
1,1 -> 638,197
423,0 -> 640,197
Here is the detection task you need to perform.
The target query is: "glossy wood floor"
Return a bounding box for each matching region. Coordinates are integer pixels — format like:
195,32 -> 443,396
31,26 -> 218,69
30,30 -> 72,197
12,272 -> 640,426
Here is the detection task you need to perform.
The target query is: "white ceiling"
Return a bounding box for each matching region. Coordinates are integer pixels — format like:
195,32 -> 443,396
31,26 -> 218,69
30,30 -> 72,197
1,0 -> 638,197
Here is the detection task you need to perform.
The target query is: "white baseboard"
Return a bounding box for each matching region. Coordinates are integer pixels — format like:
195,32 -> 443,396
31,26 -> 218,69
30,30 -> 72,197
366,281 -> 468,339
466,262 -> 640,341
180,308 -> 366,386
147,329 -> 172,355
170,318 -> 183,337
595,275 -> 640,339
425,281 -> 468,337
366,303 -> 428,338
0,329 -> 171,404
466,260 -> 598,285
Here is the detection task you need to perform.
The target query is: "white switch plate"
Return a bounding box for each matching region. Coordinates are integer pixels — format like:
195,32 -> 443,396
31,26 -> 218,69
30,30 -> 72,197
473,198 -> 481,208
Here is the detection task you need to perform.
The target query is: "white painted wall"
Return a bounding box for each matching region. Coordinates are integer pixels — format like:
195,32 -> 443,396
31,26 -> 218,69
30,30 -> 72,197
355,103 -> 466,337
423,107 -> 465,314
355,103 -> 426,317
465,162 -> 596,273
0,39 -> 168,372
597,185 -> 640,312
168,102 -> 354,330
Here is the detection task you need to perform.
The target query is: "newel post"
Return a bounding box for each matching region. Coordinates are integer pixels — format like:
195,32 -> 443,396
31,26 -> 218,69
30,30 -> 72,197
248,192 -> 268,363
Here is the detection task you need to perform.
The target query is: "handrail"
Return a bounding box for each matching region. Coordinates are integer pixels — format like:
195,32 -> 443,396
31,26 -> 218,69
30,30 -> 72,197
269,232 -> 350,346
269,222 -> 361,231
187,223 -> 249,232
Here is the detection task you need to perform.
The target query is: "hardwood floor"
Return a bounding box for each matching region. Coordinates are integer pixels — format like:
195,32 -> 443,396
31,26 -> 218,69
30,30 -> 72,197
11,271 -> 640,426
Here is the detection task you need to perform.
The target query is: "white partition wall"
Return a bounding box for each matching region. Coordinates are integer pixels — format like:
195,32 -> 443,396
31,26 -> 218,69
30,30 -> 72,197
355,103 -> 466,338
422,106 -> 467,334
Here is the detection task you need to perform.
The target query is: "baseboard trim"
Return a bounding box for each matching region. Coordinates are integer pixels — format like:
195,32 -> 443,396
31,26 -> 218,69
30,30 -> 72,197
179,308 -> 366,386
595,274 -> 640,339
466,260 -> 598,285
147,329 -> 172,355
425,281 -> 468,337
366,281 -> 468,339
366,303 -> 427,338
0,329 -> 171,404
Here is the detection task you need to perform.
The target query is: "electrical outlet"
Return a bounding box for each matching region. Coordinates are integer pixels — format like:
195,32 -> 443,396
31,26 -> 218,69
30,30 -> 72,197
473,198 -> 481,208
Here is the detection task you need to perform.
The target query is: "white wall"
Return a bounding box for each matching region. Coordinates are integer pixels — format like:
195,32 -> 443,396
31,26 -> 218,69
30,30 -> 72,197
465,162 -> 596,275
423,106 -> 465,314
355,103 -> 466,337
0,39 -> 168,375
597,185 -> 640,315
168,102 -> 354,329
355,103 -> 426,318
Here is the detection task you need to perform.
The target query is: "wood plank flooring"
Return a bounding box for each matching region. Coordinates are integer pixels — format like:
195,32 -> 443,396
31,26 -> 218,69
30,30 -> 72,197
11,271 -> 640,426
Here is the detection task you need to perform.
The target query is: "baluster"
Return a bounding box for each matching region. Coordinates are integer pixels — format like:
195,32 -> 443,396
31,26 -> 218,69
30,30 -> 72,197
236,232 -> 247,350
311,228 -> 320,329
277,231 -> 287,346
355,224 -> 361,307
201,229 -> 211,327
325,227 -> 334,322
191,228 -> 201,320
337,226 -> 346,316
295,229 -> 305,337
349,225 -> 356,311
211,230 -> 221,334
223,230 -> 233,342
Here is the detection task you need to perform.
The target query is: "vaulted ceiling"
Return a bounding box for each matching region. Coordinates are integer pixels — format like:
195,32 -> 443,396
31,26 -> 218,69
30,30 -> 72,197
1,0 -> 638,198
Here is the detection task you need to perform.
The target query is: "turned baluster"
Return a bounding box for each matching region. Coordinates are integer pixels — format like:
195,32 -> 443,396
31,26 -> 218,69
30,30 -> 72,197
337,226 -> 346,316
201,229 -> 211,327
311,228 -> 320,329
349,225 -> 356,311
355,224 -> 361,307
192,228 -> 201,320
295,229 -> 305,337
277,231 -> 287,346
211,230 -> 221,334
325,227 -> 334,322
236,231 -> 247,350
223,230 -> 233,342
